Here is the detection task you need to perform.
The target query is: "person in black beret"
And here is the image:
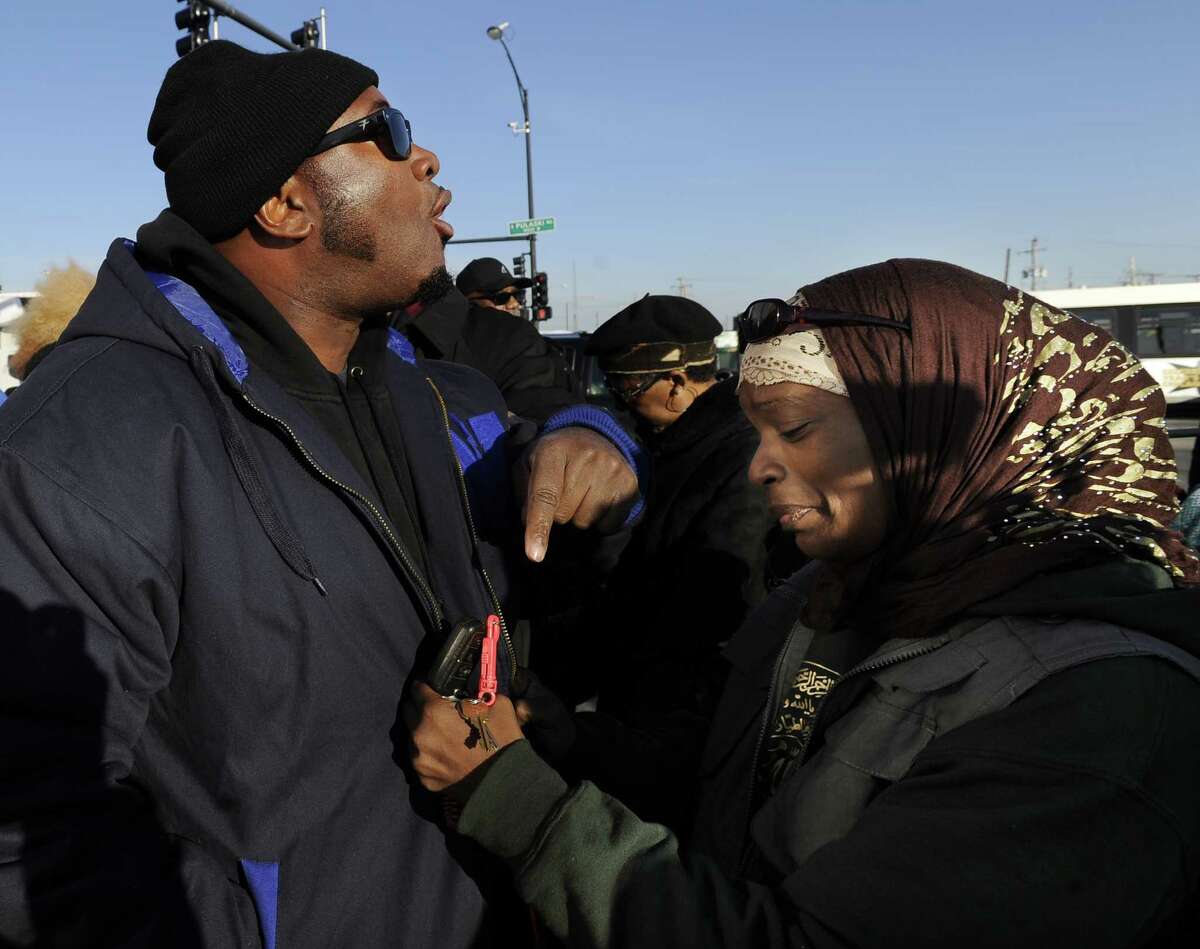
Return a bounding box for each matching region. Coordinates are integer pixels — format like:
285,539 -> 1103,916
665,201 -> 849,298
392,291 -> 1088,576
0,39 -> 647,949
587,294 -> 724,431
523,294 -> 775,834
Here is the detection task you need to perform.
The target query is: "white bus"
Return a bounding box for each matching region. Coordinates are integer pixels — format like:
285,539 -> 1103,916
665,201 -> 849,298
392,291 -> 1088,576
1033,282 -> 1200,411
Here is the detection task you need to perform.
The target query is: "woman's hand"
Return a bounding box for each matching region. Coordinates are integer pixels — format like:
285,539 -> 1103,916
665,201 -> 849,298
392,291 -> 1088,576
406,683 -> 524,793
511,668 -> 578,763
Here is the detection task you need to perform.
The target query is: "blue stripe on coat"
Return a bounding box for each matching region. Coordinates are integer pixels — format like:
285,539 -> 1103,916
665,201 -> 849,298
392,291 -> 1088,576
145,270 -> 250,383
240,859 -> 280,949
449,411 -> 510,532
386,328 -> 417,365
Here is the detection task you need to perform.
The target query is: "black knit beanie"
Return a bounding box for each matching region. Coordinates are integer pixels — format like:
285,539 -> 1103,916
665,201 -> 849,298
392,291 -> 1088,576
148,40 -> 379,241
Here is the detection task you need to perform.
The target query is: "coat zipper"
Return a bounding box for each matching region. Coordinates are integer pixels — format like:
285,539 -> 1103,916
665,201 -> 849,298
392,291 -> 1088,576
788,637 -> 950,772
425,379 -> 518,680
737,619 -> 801,875
239,391 -> 445,632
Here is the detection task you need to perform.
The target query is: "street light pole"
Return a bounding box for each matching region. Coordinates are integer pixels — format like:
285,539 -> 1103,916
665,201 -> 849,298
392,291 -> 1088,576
487,23 -> 537,282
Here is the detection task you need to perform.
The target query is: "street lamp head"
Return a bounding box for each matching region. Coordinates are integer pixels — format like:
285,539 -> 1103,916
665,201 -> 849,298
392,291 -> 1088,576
486,22 -> 509,40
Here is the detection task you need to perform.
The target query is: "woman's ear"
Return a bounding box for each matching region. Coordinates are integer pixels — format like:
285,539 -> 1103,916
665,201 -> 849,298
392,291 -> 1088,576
666,372 -> 693,414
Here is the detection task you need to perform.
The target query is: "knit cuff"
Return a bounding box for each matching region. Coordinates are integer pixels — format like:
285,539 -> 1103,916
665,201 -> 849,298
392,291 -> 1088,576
457,740 -> 570,865
540,406 -> 647,527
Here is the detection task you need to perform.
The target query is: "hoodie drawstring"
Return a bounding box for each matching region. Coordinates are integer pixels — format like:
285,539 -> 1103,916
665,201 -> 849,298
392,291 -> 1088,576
189,347 -> 327,596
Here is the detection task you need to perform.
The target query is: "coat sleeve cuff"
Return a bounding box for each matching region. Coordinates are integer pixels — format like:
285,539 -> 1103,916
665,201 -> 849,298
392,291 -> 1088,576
457,740 -> 570,864
539,406 -> 647,527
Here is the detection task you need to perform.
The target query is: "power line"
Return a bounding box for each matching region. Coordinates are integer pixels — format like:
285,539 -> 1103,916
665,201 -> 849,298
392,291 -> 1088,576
1080,240 -> 1200,250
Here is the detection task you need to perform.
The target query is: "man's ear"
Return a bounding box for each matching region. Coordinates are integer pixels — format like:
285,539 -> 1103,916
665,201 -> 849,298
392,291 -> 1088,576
252,175 -> 314,241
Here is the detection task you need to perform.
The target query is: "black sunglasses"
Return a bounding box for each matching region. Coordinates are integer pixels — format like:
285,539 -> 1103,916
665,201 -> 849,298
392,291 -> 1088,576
735,298 -> 908,353
605,372 -> 671,406
488,289 -> 524,306
311,108 -> 413,161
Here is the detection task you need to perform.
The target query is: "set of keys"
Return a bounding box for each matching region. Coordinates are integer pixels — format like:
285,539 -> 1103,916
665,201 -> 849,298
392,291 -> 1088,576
454,614 -> 501,752
455,699 -> 499,752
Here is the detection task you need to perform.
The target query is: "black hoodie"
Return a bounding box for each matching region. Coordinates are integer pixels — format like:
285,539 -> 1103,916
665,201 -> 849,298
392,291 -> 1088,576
135,210 -> 429,571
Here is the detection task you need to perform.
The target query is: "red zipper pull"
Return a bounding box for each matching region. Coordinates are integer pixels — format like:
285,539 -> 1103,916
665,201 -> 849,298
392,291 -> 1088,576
478,614 -> 500,707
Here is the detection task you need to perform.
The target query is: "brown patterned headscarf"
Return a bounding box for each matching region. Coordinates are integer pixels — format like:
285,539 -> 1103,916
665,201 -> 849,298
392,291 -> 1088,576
795,259 -> 1200,638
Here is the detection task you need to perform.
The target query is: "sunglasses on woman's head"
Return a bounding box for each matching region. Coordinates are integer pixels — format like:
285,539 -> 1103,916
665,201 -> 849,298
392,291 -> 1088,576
311,108 -> 413,161
735,298 -> 909,353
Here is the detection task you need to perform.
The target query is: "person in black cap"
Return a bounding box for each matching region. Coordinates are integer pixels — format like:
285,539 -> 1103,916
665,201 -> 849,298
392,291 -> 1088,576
0,39 -> 645,948
395,255 -> 575,423
456,257 -> 532,316
520,295 -> 774,833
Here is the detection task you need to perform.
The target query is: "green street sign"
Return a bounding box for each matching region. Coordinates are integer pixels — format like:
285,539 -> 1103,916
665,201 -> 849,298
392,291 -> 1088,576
508,217 -> 556,236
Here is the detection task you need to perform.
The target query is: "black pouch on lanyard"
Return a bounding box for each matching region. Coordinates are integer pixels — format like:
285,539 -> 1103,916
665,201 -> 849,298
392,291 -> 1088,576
425,618 -> 485,700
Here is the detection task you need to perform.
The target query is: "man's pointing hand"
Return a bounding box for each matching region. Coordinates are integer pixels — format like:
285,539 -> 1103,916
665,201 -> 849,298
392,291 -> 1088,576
518,428 -> 638,562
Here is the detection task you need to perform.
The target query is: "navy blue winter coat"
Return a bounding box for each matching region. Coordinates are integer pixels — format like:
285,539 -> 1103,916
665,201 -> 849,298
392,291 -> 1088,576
0,236 -> 639,947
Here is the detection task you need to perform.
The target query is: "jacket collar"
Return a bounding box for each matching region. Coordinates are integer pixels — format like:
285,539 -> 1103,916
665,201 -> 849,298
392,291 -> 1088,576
647,375 -> 743,456
395,288 -> 471,359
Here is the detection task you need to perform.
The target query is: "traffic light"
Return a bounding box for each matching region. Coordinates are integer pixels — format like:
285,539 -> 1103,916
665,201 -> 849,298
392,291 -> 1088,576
531,272 -> 551,322
512,255 -> 526,279
175,1 -> 211,57
291,18 -> 320,48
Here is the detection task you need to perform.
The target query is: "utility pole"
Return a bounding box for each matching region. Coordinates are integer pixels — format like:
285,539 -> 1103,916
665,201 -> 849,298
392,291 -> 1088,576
1019,237 -> 1047,291
1124,257 -> 1165,286
673,277 -> 692,298
1004,247 -> 1011,284
572,260 -> 579,332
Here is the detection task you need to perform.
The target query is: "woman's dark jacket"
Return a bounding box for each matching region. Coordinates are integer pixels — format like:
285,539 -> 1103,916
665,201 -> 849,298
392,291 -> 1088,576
457,561 -> 1200,948
537,377 -> 772,827
0,227 -> 640,947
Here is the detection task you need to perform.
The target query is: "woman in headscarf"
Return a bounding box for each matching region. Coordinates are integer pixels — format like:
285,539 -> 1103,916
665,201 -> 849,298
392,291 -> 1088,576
409,260 -> 1200,949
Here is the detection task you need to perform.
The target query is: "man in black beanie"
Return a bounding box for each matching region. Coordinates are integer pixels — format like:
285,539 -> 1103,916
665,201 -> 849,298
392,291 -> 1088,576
524,296 -> 773,834
0,40 -> 645,948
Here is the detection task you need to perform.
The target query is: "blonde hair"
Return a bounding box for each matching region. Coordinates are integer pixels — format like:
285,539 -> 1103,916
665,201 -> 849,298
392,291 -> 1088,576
11,262 -> 95,380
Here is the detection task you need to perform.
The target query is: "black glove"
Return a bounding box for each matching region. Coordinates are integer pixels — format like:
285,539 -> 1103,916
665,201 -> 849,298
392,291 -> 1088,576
510,667 -> 577,763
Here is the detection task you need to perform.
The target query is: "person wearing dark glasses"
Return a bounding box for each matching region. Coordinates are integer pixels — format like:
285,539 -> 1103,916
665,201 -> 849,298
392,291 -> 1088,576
394,255 -> 576,423
456,257 -> 532,316
507,294 -> 772,834
412,259 -> 1200,949
0,40 -> 648,949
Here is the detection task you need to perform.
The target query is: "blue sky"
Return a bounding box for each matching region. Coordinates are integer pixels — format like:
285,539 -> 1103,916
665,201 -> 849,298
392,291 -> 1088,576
2,0 -> 1198,329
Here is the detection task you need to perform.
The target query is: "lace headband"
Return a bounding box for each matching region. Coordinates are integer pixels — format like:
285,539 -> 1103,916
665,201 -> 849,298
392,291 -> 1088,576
738,329 -> 849,396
